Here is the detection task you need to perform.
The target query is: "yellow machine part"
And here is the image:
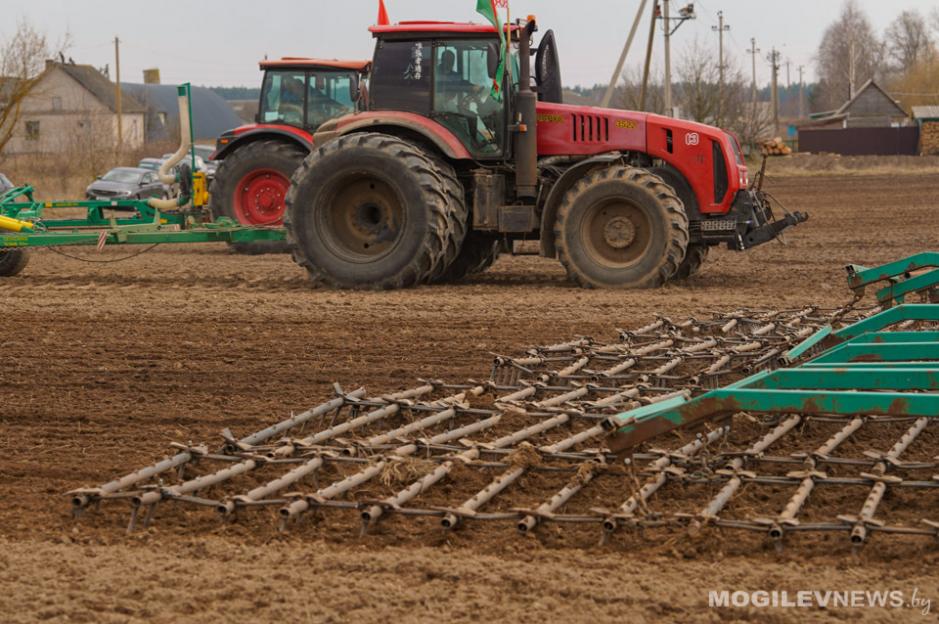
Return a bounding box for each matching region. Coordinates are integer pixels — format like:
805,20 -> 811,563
193,171 -> 209,209
0,214 -> 33,233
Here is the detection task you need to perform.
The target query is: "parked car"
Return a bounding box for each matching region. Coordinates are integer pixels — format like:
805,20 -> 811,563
193,145 -> 218,179
161,152 -> 207,173
137,158 -> 163,172
86,167 -> 169,200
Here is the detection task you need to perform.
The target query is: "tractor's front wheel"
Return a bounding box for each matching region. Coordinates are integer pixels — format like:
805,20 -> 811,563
286,133 -> 465,290
554,166 -> 689,289
0,249 -> 29,277
210,139 -> 305,255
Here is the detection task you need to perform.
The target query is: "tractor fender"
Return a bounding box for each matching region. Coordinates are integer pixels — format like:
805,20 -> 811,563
314,112 -> 473,161
647,164 -> 701,221
213,127 -> 313,161
539,152 -> 623,259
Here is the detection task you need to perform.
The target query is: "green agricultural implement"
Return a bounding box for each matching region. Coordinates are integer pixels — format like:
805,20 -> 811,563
0,84 -> 285,277
605,252 -> 939,451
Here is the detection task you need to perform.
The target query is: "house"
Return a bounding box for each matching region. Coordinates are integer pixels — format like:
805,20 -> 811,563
3,60 -> 146,155
122,83 -> 245,142
798,80 -> 917,156
805,80 -> 910,129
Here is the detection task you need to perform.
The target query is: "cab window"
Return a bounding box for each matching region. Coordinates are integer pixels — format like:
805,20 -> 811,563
306,73 -> 357,129
260,70 -> 307,126
432,40 -> 506,158
370,40 -> 432,115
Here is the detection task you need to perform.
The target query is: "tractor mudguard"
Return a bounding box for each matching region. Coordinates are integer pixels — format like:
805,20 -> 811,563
213,127 -> 313,161
538,152 -> 623,259
314,112 -> 473,161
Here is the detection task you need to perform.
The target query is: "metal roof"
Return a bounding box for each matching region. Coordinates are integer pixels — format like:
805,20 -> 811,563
122,83 -> 244,141
259,58 -> 370,72
54,62 -> 146,113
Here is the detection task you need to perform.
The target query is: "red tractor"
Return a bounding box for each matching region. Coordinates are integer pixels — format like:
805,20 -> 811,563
210,58 -> 369,253
286,19 -> 807,288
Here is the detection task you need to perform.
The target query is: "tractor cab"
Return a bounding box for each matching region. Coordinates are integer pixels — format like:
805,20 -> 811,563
257,58 -> 368,131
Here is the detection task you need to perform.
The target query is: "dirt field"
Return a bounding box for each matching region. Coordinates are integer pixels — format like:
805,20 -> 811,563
2,172 -> 938,623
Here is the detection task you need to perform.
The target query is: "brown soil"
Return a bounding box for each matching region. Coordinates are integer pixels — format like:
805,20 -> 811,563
2,173 -> 938,623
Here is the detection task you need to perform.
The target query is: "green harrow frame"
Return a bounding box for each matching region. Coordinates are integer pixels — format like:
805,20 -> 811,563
0,84 -> 284,275
606,255 -> 939,452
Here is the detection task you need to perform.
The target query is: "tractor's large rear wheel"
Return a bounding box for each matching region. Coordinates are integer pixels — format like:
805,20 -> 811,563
286,133 -> 465,290
432,231 -> 501,283
0,249 -> 29,277
210,139 -> 305,255
554,166 -> 689,289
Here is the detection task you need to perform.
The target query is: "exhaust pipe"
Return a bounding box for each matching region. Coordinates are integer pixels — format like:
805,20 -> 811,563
514,19 -> 538,199
149,84 -> 194,211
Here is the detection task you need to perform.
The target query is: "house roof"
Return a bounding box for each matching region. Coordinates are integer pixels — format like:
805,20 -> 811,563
912,105 -> 939,120
121,83 -> 244,139
834,79 -> 906,117
53,62 -> 146,113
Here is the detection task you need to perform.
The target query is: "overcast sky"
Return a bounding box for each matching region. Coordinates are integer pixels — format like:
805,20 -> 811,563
2,0 -> 937,88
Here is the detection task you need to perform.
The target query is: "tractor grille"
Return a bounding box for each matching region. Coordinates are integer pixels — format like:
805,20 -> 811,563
571,113 -> 610,144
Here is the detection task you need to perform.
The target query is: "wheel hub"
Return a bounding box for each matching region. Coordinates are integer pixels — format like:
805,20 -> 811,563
582,200 -> 652,269
233,169 -> 289,226
603,217 -> 636,249
319,176 -> 404,262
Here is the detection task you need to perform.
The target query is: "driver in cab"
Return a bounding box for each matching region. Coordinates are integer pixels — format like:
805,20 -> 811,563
435,48 -> 499,145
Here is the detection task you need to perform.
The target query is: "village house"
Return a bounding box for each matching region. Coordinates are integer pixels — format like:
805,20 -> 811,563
3,60 -> 146,155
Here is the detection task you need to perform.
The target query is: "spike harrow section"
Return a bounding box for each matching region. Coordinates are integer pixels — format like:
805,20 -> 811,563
70,304 -> 939,549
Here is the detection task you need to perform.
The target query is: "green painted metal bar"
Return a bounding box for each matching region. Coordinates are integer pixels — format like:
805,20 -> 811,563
1,227 -> 285,248
833,305 -> 939,340
782,325 -> 832,363
751,368 -> 939,391
843,331 -> 939,344
810,342 -> 939,365
875,268 -> 939,307
802,361 -> 939,369
608,388 -> 939,451
847,252 -> 939,290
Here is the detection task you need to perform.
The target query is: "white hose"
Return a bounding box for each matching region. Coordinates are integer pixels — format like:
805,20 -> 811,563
148,89 -> 192,211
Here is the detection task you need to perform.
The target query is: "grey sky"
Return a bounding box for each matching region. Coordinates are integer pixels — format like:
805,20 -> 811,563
3,0 -> 937,88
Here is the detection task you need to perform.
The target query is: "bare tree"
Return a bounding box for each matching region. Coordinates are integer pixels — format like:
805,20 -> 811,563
884,10 -> 935,71
0,21 -> 63,156
815,0 -> 885,111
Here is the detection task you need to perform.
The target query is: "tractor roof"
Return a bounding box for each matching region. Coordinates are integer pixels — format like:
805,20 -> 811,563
259,58 -> 370,72
369,21 -> 519,37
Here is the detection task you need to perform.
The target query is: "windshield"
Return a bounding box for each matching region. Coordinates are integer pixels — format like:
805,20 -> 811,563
260,69 -> 357,129
102,170 -> 142,184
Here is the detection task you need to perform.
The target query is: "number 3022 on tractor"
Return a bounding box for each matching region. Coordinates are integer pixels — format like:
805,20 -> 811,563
284,17 -> 808,290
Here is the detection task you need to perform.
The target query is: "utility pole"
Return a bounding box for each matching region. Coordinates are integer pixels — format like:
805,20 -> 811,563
768,47 -> 780,136
602,0 -> 649,108
658,1 -> 695,117
798,65 -> 806,119
785,59 -> 791,90
114,36 -> 122,150
639,0 -> 659,112
712,10 -> 730,126
747,37 -> 760,105
663,0 -> 672,116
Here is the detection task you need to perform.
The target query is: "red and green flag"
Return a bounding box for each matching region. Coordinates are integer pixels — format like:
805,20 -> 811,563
476,0 -> 508,100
